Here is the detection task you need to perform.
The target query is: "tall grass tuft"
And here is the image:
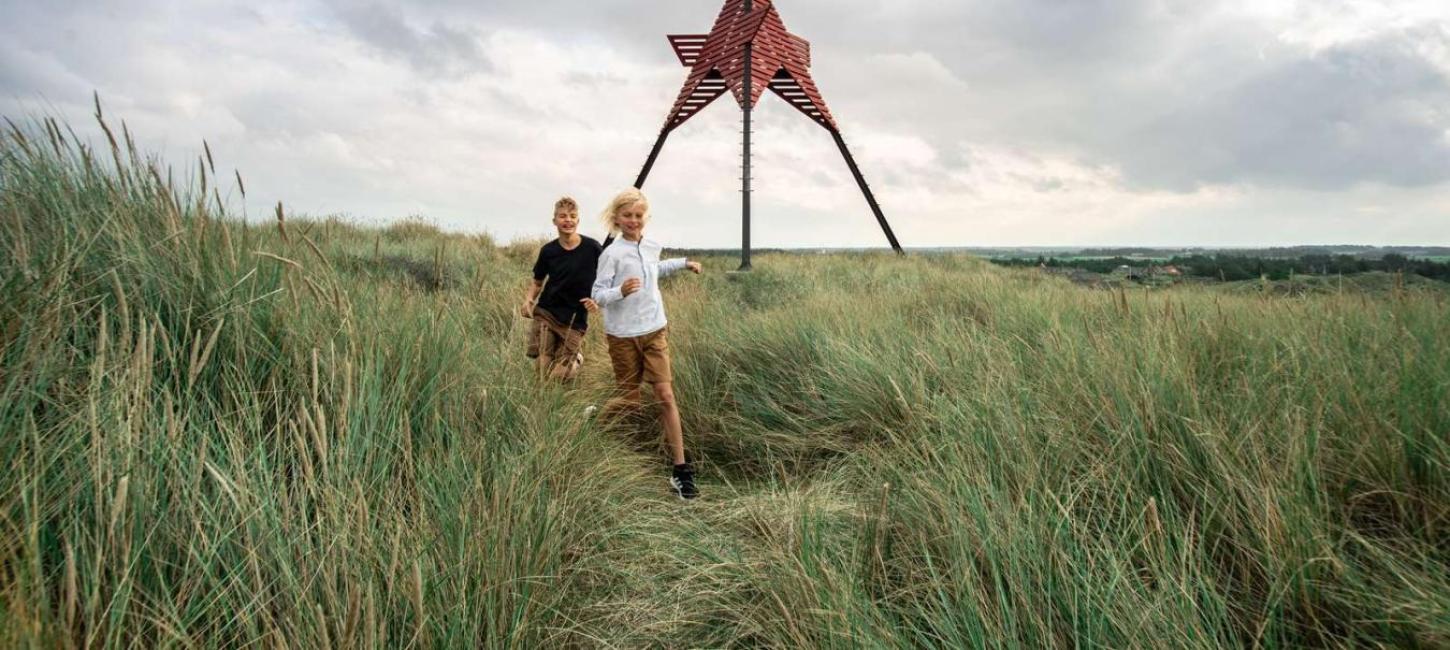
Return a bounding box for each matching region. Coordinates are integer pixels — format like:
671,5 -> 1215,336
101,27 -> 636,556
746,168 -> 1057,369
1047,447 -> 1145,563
0,111 -> 648,647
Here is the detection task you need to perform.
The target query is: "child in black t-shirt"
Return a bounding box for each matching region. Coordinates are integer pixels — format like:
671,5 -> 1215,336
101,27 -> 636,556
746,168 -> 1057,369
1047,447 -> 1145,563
520,197 -> 604,380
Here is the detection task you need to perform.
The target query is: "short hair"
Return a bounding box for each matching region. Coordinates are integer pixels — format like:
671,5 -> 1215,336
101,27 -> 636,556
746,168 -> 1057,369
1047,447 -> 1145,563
599,188 -> 649,235
553,196 -> 579,214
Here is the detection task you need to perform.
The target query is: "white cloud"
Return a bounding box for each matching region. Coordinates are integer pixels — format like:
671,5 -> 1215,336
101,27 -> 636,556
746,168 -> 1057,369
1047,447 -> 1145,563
1233,0 -> 1450,51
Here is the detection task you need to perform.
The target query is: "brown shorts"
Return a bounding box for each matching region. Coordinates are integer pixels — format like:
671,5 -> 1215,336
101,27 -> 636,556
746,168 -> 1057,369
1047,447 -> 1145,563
605,326 -> 672,386
533,311 -> 585,379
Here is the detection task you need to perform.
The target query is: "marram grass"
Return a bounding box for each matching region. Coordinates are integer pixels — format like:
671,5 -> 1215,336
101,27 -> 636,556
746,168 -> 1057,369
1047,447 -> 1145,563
1,114 -> 1447,648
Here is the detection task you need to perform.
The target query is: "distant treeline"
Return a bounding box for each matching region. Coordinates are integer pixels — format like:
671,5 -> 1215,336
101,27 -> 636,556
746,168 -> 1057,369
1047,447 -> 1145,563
1068,246 -> 1450,258
993,254 -> 1450,282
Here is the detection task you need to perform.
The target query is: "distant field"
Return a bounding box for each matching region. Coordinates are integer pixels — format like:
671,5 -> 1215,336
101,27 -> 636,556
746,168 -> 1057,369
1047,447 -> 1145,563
4,118 -> 1448,647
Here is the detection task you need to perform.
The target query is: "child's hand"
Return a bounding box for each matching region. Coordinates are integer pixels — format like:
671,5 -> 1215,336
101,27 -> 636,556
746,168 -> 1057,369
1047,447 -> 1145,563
686,261 -> 702,274
621,277 -> 643,297
580,298 -> 599,313
519,301 -> 533,318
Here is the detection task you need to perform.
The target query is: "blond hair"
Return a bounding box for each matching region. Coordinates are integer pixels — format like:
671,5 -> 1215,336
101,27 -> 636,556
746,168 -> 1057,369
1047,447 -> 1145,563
553,196 -> 578,214
599,187 -> 650,235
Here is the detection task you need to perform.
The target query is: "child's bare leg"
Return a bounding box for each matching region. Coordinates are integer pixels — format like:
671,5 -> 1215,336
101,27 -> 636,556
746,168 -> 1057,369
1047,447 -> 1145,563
652,382 -> 686,465
603,385 -> 644,418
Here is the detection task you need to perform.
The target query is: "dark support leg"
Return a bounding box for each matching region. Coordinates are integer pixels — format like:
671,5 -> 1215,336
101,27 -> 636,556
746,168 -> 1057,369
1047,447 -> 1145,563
830,129 -> 903,253
739,44 -> 753,271
635,127 -> 672,189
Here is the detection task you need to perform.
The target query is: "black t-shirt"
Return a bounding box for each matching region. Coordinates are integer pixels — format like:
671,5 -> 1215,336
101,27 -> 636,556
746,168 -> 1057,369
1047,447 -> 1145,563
532,236 -> 603,331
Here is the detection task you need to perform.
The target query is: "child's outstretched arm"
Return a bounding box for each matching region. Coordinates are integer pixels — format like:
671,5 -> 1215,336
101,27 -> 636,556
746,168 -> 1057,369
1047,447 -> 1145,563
659,257 -> 695,277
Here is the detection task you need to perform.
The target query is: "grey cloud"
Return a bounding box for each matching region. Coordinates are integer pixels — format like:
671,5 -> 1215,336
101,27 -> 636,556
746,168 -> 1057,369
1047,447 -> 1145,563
794,0 -> 1196,72
789,1 -> 1450,192
327,1 -> 491,75
1118,32 -> 1450,190
316,0 -> 706,64
0,42 -> 78,100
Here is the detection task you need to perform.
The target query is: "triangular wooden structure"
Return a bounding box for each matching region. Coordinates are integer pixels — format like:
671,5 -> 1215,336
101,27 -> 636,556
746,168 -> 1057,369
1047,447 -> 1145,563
634,0 -> 903,267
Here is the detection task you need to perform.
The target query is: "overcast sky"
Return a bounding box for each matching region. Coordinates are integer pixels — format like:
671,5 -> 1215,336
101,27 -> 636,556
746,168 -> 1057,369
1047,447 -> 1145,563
3,0 -> 1448,247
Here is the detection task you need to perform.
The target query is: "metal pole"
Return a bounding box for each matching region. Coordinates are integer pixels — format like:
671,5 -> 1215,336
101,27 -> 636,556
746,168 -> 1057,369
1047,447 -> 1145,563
830,129 -> 903,253
635,127 -> 671,189
739,42 -> 753,271
734,0 -> 754,271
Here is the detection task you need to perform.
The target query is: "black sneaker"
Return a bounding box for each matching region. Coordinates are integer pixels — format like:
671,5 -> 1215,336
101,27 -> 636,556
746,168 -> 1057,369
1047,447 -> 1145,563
670,463 -> 698,500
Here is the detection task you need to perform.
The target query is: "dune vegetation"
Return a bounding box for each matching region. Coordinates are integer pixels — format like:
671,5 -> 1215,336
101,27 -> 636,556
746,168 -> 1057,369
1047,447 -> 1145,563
2,114 -> 1447,648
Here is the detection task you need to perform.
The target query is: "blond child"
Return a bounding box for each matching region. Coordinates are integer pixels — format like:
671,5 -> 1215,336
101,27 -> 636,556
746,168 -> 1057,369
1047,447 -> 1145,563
590,188 -> 702,499
521,197 -> 602,380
